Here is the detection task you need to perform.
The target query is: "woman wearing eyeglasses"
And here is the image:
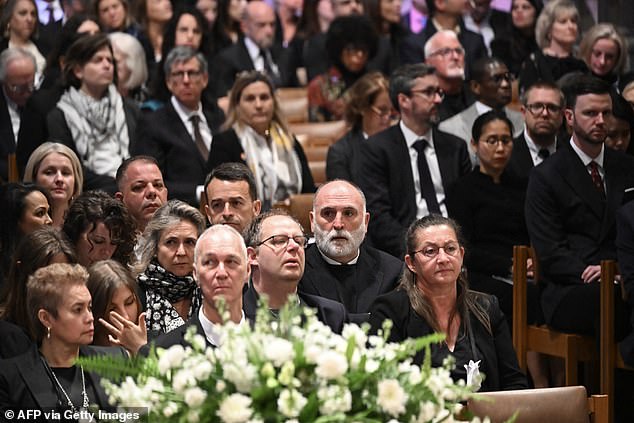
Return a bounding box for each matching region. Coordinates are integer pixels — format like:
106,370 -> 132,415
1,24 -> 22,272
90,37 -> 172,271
307,14 -> 378,122
445,111 -> 550,387
518,0 -> 587,94
134,200 -> 206,338
46,34 -> 139,193
368,213 -> 528,392
326,72 -> 394,184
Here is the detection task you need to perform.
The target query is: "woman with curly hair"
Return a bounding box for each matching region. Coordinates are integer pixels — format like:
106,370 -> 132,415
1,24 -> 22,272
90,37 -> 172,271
62,190 -> 136,267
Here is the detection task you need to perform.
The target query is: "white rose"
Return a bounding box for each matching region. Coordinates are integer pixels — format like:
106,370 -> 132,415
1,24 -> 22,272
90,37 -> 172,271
264,338 -> 295,367
194,360 -> 213,380
415,401 -> 438,422
158,344 -> 186,373
217,393 -> 253,423
163,402 -> 179,418
365,359 -> 380,373
184,387 -> 207,408
224,362 -> 257,393
377,379 -> 408,417
172,369 -> 196,393
277,389 -> 308,418
315,351 -> 348,380
317,385 -> 352,415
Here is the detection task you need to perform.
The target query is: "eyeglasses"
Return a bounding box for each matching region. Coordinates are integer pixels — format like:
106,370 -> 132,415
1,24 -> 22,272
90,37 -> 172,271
489,72 -> 515,84
169,69 -> 204,81
4,82 -> 35,94
525,102 -> 563,115
371,106 -> 398,120
412,242 -> 460,259
410,87 -> 445,100
257,234 -> 309,249
428,47 -> 465,58
481,136 -> 513,146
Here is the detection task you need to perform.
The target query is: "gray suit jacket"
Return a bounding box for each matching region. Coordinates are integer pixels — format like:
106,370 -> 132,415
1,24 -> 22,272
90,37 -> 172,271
438,103 -> 524,166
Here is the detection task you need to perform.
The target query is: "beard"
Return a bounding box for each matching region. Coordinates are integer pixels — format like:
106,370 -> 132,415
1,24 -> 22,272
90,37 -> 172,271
314,223 -> 366,261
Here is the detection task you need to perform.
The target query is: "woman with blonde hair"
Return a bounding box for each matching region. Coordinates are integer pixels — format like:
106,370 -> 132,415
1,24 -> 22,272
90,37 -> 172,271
207,71 -> 315,210
518,0 -> 587,93
578,23 -> 628,86
23,142 -> 83,227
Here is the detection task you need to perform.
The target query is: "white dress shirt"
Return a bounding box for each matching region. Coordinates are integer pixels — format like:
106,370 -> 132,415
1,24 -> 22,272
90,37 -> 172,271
170,96 -> 212,151
569,137 -> 605,191
198,307 -> 246,347
523,128 -> 557,167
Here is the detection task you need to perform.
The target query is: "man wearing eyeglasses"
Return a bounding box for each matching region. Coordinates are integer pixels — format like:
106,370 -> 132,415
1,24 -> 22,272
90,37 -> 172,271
243,210 -> 348,333
133,46 -> 225,206
424,30 -> 474,121
299,180 -> 402,324
0,48 -> 36,181
508,81 -> 564,183
439,56 -> 525,166
359,63 -> 471,259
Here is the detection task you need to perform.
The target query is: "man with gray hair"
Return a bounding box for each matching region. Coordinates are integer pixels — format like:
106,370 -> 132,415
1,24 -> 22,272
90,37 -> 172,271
141,225 -> 251,350
424,30 -> 474,121
133,46 -> 224,205
299,180 -> 402,323
358,63 -> 471,258
0,48 -> 36,181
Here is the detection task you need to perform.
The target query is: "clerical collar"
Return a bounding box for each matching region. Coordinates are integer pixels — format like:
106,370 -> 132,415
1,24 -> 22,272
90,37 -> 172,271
318,247 -> 360,265
198,307 -> 245,347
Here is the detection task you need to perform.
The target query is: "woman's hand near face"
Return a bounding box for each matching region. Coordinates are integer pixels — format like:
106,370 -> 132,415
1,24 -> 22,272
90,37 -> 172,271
99,311 -> 147,355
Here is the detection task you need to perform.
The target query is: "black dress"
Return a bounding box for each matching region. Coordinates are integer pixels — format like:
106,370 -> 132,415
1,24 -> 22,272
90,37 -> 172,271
518,50 -> 588,94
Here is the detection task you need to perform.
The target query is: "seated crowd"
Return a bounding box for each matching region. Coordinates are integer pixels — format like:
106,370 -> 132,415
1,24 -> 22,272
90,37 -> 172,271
1,0 -> 634,419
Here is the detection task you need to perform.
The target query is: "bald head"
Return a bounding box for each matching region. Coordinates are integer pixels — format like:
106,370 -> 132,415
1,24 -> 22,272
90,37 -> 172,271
243,1 -> 276,50
311,180 -> 369,263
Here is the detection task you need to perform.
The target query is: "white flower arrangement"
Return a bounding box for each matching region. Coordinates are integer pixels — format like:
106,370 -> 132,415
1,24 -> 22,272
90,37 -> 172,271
84,298 -> 495,423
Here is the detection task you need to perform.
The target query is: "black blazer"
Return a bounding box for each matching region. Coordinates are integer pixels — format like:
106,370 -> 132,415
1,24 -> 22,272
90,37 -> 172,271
0,345 -> 127,416
299,243 -> 403,324
242,283 -> 348,334
399,20 -> 488,79
368,289 -> 528,392
131,101 -> 224,205
0,94 -> 16,182
325,128 -> 365,184
508,132 -> 564,184
45,96 -> 140,194
358,125 -> 471,258
525,144 -> 634,322
207,127 -> 316,195
0,321 -> 32,360
213,37 -> 297,97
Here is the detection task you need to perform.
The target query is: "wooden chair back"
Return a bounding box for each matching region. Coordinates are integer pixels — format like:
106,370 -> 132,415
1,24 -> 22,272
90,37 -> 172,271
272,193 -> 314,236
467,386 -> 607,423
303,145 -> 329,162
290,120 -> 348,148
512,245 -> 597,385
308,161 -> 327,186
279,96 -> 308,123
7,153 -> 19,182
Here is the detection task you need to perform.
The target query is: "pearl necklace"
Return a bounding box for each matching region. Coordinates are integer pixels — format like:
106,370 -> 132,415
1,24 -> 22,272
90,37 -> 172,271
42,357 -> 90,413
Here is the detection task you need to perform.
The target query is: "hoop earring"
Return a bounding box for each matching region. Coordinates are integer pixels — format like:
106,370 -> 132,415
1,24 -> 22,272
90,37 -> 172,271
46,327 -> 51,339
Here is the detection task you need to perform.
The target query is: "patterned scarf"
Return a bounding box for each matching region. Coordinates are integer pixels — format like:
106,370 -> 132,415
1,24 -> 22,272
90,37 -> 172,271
56,84 -> 129,177
138,259 -> 201,335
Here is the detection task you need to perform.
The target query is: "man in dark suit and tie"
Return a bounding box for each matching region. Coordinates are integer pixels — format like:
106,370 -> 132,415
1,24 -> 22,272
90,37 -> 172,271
142,225 -> 251,351
508,81 -> 564,183
133,46 -> 224,205
525,74 -> 634,339
243,210 -> 348,333
300,180 -> 403,324
359,63 -> 471,259
0,48 -> 36,182
400,0 -> 488,79
214,1 -> 296,97
463,0 -> 511,54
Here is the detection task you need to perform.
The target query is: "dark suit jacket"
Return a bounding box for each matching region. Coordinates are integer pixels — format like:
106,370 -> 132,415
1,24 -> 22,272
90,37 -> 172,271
299,243 -> 403,324
207,127 -> 316,195
399,19 -> 488,79
368,289 -> 528,392
243,283 -> 347,333
507,132 -> 563,184
0,94 -> 16,182
213,37 -> 297,97
132,101 -> 224,205
617,200 -> 634,308
525,144 -> 634,322
0,344 -> 126,416
358,124 -> 471,258
45,97 -> 140,193
325,128 -> 365,184
0,321 -> 31,360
